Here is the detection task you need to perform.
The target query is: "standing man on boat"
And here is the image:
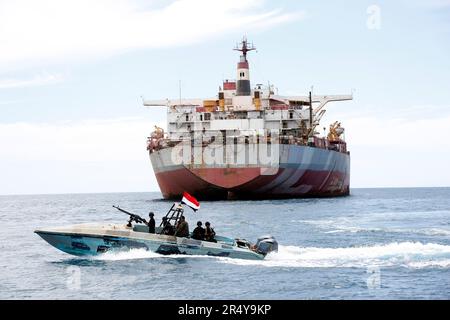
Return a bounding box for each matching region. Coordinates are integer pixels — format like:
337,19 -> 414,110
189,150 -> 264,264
175,215 -> 189,237
147,212 -> 155,233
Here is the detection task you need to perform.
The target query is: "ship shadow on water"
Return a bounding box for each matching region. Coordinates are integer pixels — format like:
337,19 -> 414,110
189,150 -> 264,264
145,198 -> 173,203
145,194 -> 353,203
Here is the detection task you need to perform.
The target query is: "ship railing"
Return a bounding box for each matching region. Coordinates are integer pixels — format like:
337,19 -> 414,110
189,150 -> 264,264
311,136 -> 347,153
277,135 -> 348,154
148,134 -> 349,154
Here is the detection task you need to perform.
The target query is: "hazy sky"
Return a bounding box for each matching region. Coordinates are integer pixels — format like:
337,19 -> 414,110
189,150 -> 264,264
1,0 -> 450,195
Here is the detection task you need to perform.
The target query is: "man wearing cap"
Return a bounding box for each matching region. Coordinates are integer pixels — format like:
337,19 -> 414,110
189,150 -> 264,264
175,215 -> 189,238
192,221 -> 205,240
147,212 -> 155,233
204,221 -> 216,242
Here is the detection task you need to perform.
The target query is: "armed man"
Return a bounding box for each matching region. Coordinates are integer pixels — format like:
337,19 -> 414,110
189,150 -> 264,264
161,217 -> 175,235
175,215 -> 189,238
147,212 -> 155,233
204,221 -> 216,242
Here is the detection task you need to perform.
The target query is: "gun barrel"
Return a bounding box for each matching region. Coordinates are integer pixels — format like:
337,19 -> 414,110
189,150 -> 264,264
113,205 -> 146,223
113,205 -> 134,216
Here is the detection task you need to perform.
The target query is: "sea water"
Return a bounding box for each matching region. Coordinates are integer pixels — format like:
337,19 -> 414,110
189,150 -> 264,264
0,188 -> 449,299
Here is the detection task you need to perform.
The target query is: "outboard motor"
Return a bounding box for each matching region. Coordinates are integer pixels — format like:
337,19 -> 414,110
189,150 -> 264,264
255,235 -> 278,256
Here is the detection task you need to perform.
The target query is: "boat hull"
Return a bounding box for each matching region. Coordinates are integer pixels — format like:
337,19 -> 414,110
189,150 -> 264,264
35,224 -> 263,260
150,144 -> 350,200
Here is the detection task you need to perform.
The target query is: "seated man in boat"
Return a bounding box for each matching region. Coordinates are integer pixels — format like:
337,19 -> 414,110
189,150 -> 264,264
161,217 -> 175,235
204,221 -> 217,242
192,221 -> 205,240
175,215 -> 189,238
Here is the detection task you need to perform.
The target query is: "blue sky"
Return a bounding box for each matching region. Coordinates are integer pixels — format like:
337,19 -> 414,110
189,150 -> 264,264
1,0 -> 450,195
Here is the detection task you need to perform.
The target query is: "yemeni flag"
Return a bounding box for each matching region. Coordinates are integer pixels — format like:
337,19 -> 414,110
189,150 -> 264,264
181,192 -> 200,212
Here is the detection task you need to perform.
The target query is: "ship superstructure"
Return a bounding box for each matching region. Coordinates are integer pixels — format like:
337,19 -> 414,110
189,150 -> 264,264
144,38 -> 352,200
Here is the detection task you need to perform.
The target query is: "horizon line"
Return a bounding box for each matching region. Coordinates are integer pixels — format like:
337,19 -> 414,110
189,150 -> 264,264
1,186 -> 450,197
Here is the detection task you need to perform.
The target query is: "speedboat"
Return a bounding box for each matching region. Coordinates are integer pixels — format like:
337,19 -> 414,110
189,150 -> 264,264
35,202 -> 278,260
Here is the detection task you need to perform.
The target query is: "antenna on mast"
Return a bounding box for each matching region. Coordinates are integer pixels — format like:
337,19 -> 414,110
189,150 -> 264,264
234,36 -> 256,96
234,36 -> 256,60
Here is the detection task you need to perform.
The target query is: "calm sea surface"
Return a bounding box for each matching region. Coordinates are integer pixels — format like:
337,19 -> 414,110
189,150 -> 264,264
0,188 -> 449,299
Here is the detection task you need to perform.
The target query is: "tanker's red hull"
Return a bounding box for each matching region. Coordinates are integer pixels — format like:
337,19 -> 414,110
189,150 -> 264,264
151,144 -> 350,200
155,167 -> 349,200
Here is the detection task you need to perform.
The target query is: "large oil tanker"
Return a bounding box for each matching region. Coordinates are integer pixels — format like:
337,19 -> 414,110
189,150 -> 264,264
144,38 -> 352,200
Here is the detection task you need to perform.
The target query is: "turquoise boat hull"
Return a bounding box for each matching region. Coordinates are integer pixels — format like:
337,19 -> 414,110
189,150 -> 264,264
35,223 -> 264,260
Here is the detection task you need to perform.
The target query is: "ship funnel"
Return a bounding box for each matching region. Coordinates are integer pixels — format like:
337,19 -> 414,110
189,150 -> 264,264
234,37 -> 255,96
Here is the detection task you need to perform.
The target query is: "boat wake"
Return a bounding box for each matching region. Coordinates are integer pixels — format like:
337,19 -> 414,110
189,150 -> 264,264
93,242 -> 450,269
218,242 -> 450,269
95,249 -> 208,261
95,249 -> 162,261
321,226 -> 450,236
296,212 -> 450,236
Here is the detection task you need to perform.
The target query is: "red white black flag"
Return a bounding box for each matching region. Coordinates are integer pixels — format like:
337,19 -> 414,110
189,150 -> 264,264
181,192 -> 200,211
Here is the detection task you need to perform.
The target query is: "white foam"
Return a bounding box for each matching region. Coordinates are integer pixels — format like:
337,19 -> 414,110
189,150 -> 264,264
298,219 -> 450,236
218,242 -> 450,269
407,259 -> 450,269
420,228 -> 450,236
92,242 -> 450,269
95,248 -> 213,261
96,248 -> 162,261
